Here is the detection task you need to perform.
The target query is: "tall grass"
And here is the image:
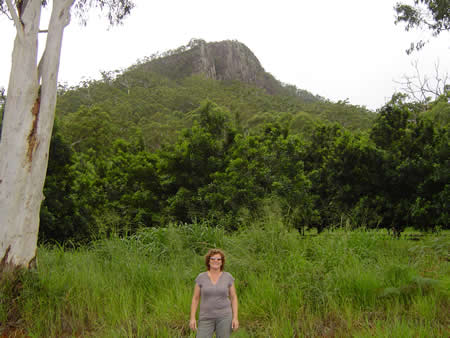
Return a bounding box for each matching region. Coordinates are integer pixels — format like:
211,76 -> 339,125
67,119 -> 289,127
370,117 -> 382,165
1,212 -> 448,337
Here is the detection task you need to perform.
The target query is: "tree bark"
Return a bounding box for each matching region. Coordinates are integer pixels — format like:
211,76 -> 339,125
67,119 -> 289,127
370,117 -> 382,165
0,0 -> 75,270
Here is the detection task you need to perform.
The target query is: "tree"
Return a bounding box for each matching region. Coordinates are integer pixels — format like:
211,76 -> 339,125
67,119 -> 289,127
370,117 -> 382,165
394,0 -> 450,53
39,120 -> 81,243
159,101 -> 233,223
370,94 -> 449,234
0,0 -> 135,270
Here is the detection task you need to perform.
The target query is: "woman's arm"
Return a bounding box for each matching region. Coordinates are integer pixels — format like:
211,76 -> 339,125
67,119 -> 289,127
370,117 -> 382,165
229,283 -> 239,331
189,284 -> 201,331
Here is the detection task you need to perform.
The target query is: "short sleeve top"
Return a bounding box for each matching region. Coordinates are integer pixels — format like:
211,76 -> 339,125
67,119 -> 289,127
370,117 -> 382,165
195,271 -> 235,320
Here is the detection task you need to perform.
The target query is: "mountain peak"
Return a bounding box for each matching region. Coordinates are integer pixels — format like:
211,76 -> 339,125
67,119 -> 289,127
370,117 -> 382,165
193,39 -> 264,83
139,39 -> 286,95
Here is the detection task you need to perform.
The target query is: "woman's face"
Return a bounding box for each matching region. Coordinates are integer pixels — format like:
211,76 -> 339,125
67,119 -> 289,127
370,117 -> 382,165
209,254 -> 223,271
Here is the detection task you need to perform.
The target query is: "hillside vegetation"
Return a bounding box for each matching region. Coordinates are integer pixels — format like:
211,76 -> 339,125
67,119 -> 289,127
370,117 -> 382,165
40,90 -> 449,243
22,40 -> 446,243
1,39 -> 447,242
55,39 -> 375,151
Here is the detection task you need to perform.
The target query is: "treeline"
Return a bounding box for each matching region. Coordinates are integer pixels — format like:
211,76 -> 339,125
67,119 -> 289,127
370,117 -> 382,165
40,92 -> 449,243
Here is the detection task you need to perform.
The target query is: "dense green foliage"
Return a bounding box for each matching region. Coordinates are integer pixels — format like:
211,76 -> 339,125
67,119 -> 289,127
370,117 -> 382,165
1,219 -> 449,336
55,66 -> 375,150
27,43 -> 446,242
39,75 -> 449,242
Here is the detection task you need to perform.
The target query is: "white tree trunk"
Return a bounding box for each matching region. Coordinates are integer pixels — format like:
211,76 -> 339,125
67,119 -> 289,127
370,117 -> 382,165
0,0 -> 75,270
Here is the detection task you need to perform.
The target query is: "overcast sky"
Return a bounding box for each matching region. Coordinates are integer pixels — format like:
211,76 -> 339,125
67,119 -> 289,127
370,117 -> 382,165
0,0 -> 449,110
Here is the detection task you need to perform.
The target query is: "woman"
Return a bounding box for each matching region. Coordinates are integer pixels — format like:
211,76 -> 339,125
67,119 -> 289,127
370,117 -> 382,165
190,249 -> 239,337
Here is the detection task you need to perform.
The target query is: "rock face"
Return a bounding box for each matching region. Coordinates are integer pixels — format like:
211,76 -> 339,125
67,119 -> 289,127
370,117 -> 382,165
141,39 -> 283,94
196,40 -> 263,83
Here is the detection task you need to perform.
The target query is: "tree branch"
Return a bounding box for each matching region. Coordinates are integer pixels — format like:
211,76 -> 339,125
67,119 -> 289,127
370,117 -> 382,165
71,138 -> 86,148
0,5 -> 13,20
5,0 -> 24,38
37,49 -> 45,82
394,60 -> 449,103
37,0 -> 74,83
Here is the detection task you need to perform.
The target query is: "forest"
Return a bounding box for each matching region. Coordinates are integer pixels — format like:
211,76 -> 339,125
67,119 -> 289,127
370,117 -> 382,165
29,55 -> 448,244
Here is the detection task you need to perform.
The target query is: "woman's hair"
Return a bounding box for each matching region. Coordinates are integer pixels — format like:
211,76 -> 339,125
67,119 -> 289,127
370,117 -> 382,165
205,249 -> 225,271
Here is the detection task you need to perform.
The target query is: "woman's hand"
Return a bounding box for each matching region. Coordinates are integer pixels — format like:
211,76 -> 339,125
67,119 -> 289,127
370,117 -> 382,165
189,318 -> 197,331
232,318 -> 239,331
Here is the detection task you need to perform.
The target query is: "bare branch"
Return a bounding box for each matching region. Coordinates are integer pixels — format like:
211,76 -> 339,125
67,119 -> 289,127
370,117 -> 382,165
71,138 -> 86,148
394,60 -> 449,103
432,60 -> 449,96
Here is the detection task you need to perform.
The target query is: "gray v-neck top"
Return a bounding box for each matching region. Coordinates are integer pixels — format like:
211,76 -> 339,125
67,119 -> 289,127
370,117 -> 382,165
195,271 -> 235,319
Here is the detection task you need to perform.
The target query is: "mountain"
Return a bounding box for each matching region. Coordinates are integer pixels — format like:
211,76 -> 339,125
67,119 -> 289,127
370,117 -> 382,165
55,39 -> 376,150
131,38 -> 321,102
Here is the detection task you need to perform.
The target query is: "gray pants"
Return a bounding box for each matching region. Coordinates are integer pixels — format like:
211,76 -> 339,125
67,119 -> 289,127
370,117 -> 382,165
197,315 -> 232,338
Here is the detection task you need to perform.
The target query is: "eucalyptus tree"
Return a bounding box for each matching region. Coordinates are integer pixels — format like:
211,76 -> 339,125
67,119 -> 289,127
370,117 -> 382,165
0,0 -> 135,270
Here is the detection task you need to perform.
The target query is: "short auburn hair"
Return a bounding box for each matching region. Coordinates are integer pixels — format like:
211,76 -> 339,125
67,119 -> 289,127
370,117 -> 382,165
205,249 -> 225,271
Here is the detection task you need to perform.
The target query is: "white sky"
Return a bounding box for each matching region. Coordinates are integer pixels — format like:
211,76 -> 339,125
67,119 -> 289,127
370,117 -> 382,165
0,0 -> 449,111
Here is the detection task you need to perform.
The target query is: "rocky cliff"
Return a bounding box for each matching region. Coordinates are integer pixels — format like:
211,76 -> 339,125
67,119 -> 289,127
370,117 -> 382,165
139,39 -> 287,95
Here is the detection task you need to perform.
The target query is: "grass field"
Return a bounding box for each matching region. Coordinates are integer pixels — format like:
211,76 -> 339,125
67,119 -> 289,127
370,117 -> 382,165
1,213 -> 449,337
